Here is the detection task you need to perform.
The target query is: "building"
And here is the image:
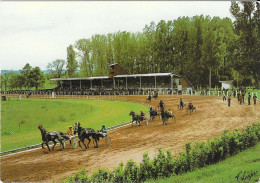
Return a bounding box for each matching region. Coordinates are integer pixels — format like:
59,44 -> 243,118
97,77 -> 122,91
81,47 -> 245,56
219,80 -> 234,89
50,63 -> 193,94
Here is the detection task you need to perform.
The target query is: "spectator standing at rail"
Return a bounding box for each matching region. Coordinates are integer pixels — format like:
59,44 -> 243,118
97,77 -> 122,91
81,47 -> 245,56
228,95 -> 231,107
242,92 -> 245,103
248,92 -> 251,105
237,92 -> 240,102
253,94 -> 257,105
223,94 -> 226,101
239,93 -> 243,105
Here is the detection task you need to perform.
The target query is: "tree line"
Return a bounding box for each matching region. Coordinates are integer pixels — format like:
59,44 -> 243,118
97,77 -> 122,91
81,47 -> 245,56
1,63 -> 45,91
64,2 -> 259,88
1,2 -> 259,90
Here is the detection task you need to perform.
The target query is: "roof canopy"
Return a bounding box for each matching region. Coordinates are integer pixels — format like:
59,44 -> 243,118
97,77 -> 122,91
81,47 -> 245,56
50,73 -> 180,81
219,80 -> 233,84
114,73 -> 180,78
50,76 -> 109,81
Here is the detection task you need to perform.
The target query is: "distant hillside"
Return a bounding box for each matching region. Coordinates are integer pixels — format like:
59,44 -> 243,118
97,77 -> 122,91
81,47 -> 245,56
1,70 -> 49,75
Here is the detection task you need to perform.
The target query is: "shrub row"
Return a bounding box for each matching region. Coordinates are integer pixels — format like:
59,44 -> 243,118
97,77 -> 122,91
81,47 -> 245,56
63,123 -> 260,183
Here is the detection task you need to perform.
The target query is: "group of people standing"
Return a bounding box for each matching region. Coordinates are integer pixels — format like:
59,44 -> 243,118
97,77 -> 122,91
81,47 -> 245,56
223,92 -> 257,107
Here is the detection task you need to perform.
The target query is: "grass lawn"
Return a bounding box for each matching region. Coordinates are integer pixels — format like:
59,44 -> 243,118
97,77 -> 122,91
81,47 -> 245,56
1,98 -> 148,151
151,143 -> 260,183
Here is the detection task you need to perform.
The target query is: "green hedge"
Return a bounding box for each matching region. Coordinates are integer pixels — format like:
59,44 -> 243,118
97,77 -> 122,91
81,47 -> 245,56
63,123 -> 260,183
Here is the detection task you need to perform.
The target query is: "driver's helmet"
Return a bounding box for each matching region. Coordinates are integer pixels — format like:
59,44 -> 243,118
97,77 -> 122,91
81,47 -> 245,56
102,124 -> 105,127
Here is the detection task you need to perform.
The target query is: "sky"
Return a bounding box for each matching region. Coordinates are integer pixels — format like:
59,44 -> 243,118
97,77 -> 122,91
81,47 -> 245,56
0,1 -> 233,71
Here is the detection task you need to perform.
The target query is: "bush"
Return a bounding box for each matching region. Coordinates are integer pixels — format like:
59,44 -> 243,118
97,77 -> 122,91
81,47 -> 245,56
111,162 -> 124,183
90,167 -> 112,183
123,159 -> 139,183
62,167 -> 89,183
138,152 -> 153,181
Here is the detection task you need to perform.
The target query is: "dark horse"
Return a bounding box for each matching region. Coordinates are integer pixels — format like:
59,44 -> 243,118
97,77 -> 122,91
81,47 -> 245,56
152,92 -> 158,100
74,124 -> 99,149
187,105 -> 196,114
149,107 -> 159,121
146,95 -> 151,102
38,125 -> 69,152
161,110 -> 176,125
129,111 -> 142,126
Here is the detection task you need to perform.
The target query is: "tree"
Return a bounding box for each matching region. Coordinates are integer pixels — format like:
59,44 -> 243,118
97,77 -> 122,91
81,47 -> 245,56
20,63 -> 32,89
47,59 -> 65,78
230,2 -> 260,87
16,75 -> 25,90
75,39 -> 92,77
9,74 -> 19,90
1,73 -> 11,91
66,45 -> 78,77
28,67 -> 45,90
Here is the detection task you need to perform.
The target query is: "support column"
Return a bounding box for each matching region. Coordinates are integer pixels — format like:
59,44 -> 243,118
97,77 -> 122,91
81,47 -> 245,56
101,79 -> 103,88
113,78 -> 115,88
90,80 -> 92,90
171,75 -> 173,90
140,77 -> 142,89
80,80 -> 82,90
126,77 -> 128,89
155,76 -> 157,89
70,80 -> 72,89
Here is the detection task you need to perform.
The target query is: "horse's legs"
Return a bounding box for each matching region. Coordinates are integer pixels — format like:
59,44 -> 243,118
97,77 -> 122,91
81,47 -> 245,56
52,140 -> 57,151
41,143 -> 45,149
80,138 -> 88,149
46,142 -> 51,152
58,139 -> 64,149
94,138 -> 98,148
86,137 -> 91,148
78,140 -> 82,148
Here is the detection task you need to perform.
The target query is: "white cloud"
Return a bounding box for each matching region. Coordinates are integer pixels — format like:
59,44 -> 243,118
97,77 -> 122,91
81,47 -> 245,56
0,1 -> 232,70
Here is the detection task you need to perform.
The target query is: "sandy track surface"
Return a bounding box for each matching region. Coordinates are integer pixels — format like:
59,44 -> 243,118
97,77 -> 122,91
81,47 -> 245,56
1,95 -> 259,182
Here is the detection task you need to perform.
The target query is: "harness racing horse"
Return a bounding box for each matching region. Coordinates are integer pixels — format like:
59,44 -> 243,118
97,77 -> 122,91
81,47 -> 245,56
146,95 -> 152,102
75,125 -> 99,149
38,125 -> 69,152
158,100 -> 165,112
161,110 -> 176,125
149,107 -> 159,121
187,105 -> 196,114
152,92 -> 158,100
178,102 -> 185,110
129,111 -> 142,126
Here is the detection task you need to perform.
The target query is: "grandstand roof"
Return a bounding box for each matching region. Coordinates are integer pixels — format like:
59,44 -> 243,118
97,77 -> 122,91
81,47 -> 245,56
114,73 -> 180,78
50,76 -> 109,81
50,73 -> 180,81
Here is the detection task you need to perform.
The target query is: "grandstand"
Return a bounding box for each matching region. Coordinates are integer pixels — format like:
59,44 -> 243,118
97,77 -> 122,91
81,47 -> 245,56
50,63 -> 193,95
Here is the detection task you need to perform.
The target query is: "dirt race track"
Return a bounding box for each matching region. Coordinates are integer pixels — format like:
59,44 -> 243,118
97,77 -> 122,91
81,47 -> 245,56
1,95 -> 260,182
